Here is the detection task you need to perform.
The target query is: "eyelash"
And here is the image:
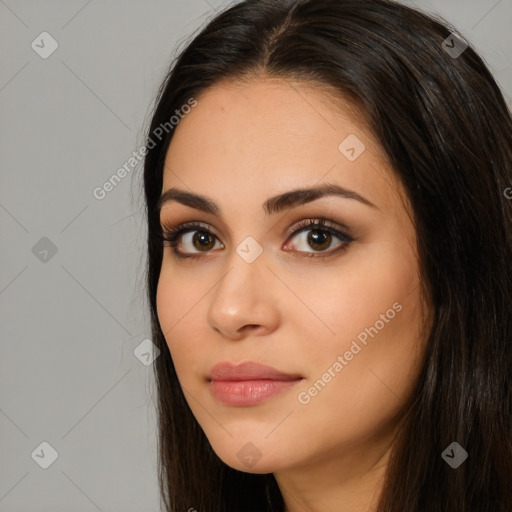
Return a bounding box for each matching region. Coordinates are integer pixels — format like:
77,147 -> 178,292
158,218 -> 355,260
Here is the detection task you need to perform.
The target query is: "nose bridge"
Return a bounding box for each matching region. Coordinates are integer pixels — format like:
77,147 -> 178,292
211,241 -> 266,311
206,239 -> 279,337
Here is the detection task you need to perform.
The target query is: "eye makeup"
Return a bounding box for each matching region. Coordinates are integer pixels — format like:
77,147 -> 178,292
157,217 -> 355,260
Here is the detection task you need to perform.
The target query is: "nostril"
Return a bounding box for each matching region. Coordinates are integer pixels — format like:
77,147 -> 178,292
242,324 -> 261,332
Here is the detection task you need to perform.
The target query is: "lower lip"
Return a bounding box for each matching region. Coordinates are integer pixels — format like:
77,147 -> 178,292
209,379 -> 302,406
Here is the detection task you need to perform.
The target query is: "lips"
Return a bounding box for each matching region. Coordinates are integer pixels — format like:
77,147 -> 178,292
207,362 -> 304,406
207,361 -> 303,381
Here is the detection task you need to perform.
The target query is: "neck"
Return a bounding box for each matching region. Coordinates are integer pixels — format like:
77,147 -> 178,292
274,433 -> 394,512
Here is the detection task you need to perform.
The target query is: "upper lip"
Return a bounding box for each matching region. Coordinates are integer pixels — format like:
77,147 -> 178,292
208,361 -> 303,381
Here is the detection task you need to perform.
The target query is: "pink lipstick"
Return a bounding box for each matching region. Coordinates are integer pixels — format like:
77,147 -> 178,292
208,361 -> 303,406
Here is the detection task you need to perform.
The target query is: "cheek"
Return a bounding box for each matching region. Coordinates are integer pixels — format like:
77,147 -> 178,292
156,273 -> 178,337
155,271 -> 203,375
297,236 -> 425,405
298,246 -> 419,356
156,262 -> 206,334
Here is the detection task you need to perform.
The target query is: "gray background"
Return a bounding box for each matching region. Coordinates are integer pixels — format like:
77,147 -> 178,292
1,0 -> 510,511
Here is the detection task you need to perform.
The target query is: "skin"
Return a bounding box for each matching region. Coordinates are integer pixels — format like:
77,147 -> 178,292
156,76 -> 431,512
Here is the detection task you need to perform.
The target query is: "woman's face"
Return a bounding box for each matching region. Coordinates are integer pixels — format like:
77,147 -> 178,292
156,77 -> 429,479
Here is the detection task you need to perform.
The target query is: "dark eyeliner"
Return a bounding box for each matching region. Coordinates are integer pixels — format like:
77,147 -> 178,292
159,221 -> 216,260
284,217 -> 354,259
158,218 -> 354,259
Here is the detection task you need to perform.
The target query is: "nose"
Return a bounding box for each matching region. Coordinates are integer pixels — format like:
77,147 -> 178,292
206,252 -> 280,341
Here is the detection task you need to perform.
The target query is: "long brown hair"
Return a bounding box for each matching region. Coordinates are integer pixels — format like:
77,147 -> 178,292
142,0 -> 512,510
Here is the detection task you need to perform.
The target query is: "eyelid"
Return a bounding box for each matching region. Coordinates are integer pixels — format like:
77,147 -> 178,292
160,217 -> 352,240
159,221 -> 224,257
281,218 -> 354,255
284,217 -> 352,238
159,217 -> 354,259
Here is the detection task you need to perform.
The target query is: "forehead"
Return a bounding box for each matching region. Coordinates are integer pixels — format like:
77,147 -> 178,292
161,77 -> 405,214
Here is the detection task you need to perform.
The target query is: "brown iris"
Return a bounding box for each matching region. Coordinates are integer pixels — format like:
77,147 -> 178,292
308,230 -> 331,251
193,231 -> 215,251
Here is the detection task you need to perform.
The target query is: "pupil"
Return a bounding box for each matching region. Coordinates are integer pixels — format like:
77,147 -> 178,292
194,231 -> 214,251
308,230 -> 331,250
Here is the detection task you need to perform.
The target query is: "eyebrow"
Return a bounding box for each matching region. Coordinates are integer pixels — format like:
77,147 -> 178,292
156,183 -> 378,216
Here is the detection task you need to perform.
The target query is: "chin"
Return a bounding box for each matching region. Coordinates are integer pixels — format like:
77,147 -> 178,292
208,436 -> 292,474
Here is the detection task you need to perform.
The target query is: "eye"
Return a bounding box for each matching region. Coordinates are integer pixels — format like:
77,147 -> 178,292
283,218 -> 354,258
159,218 -> 354,259
159,221 -> 223,258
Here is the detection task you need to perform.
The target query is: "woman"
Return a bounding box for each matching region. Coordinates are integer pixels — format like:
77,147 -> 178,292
142,0 -> 512,510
